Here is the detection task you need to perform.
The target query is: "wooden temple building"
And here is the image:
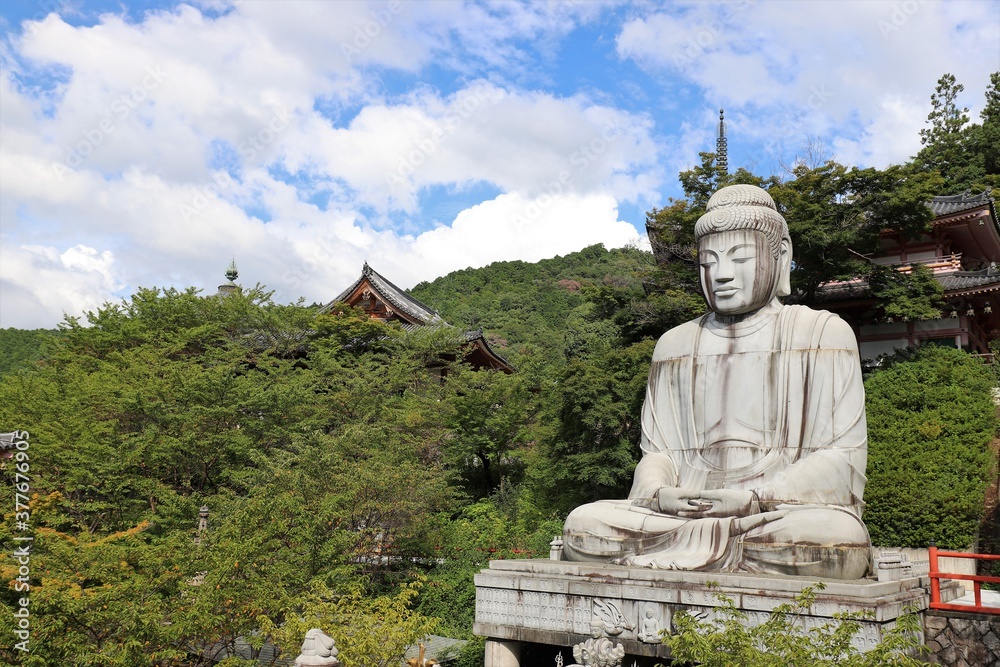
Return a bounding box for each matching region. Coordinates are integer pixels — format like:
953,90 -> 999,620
815,189 -> 999,360
319,262 -> 514,373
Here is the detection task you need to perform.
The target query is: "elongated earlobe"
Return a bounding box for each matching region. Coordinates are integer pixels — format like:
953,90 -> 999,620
777,239 -> 792,297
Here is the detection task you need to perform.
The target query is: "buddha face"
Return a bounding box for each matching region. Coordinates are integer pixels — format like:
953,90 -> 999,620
698,229 -> 778,316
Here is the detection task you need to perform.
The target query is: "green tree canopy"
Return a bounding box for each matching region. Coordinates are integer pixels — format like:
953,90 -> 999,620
913,71 -> 1000,192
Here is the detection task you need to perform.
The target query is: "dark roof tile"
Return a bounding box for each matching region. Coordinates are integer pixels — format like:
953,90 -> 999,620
321,263 -> 443,324
815,269 -> 1000,302
927,188 -> 994,217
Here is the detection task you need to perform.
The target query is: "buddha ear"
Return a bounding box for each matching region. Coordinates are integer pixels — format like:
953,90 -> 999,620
777,238 -> 792,297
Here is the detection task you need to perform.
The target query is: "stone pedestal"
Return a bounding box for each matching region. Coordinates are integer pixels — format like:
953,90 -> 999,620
474,559 -> 963,664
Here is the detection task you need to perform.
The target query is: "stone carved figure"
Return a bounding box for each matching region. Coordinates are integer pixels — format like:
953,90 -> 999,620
638,604 -> 661,643
592,599 -> 631,636
571,617 -> 626,667
562,184 -> 871,579
293,628 -> 340,667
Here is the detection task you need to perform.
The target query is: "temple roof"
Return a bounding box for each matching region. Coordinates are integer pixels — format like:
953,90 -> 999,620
320,262 -> 444,325
927,188 -> 995,217
815,269 -> 1000,303
320,264 -> 514,373
938,269 -> 1000,292
461,329 -> 515,373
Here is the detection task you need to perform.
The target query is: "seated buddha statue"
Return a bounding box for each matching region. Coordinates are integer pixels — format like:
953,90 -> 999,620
562,184 -> 871,579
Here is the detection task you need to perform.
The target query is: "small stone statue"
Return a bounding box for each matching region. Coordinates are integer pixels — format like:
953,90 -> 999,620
570,617 -> 626,667
293,628 -> 340,667
638,604 -> 661,643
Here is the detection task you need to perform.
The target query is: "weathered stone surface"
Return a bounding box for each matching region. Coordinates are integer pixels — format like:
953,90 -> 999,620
967,643 -> 989,665
925,615 -> 948,633
982,628 -> 1000,653
293,628 -> 339,667
935,644 -> 958,666
562,184 -> 870,580
474,559 -> 929,660
484,639 -> 519,667
923,611 -> 1000,666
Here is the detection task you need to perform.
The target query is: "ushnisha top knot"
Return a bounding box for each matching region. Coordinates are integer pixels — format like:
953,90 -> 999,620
694,184 -> 789,258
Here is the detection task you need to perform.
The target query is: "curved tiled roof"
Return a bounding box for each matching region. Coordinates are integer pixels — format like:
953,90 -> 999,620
318,266 -> 515,373
321,262 -> 444,324
938,269 -> 1000,294
927,188 -> 994,217
462,328 -> 515,372
815,269 -> 1000,303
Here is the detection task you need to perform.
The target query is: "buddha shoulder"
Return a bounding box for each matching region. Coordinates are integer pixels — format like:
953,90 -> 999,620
781,305 -> 859,352
651,316 -> 704,361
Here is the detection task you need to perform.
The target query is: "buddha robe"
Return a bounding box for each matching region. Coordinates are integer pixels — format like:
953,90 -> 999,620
563,303 -> 872,579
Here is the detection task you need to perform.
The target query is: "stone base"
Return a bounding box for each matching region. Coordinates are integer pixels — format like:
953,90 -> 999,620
474,559 -> 963,663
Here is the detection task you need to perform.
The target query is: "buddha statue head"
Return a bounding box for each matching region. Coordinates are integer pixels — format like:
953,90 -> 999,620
694,184 -> 792,316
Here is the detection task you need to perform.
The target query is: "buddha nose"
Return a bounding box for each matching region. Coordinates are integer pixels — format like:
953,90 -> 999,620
715,260 -> 736,281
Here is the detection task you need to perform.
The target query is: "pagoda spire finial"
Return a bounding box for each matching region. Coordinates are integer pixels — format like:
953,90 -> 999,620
225,257 -> 238,282
217,257 -> 240,297
716,108 -> 728,176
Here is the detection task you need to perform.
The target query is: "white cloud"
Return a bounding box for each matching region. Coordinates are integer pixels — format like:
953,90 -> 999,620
1,0 -> 995,329
616,0 -> 1000,169
0,1 -> 659,328
285,82 -> 661,213
409,191 -> 639,274
0,243 -> 123,328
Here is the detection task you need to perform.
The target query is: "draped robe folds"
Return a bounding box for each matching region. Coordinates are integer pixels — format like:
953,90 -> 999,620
562,304 -> 871,576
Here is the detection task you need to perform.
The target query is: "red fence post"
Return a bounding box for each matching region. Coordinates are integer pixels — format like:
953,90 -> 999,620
929,542 -> 940,607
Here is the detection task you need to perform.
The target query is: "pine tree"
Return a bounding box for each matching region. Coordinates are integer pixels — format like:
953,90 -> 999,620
979,71 -> 1000,177
914,72 -> 1000,191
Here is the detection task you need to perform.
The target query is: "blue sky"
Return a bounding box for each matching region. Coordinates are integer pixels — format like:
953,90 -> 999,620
1,0 -> 998,328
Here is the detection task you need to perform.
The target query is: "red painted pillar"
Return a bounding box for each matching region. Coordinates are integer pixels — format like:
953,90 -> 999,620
929,542 -> 940,607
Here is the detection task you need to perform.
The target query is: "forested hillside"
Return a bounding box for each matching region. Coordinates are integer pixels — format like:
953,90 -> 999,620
0,328 -> 58,377
0,72 -> 998,667
410,244 -> 658,369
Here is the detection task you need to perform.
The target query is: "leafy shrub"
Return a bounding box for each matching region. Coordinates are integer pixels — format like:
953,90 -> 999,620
864,346 -> 998,548
663,583 -> 930,666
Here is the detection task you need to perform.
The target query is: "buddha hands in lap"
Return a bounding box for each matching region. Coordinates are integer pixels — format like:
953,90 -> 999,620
562,184 -> 872,580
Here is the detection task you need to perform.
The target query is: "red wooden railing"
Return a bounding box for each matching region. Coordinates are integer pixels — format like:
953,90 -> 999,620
928,544 -> 1000,614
